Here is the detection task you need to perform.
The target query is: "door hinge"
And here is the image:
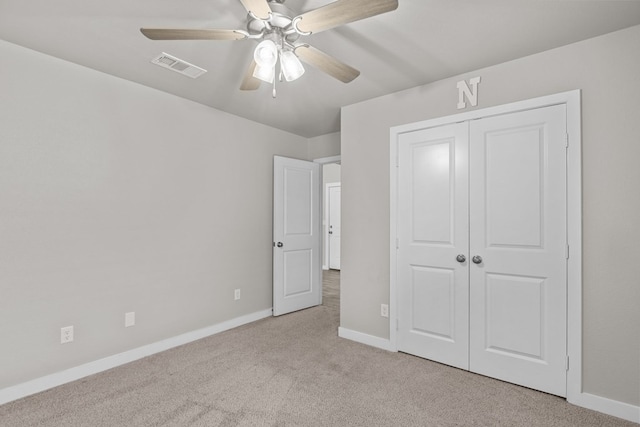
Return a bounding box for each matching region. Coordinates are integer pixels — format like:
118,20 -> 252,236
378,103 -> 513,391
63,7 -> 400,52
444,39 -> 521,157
566,244 -> 570,259
566,355 -> 570,371
396,237 -> 399,249
565,133 -> 569,148
396,318 -> 399,331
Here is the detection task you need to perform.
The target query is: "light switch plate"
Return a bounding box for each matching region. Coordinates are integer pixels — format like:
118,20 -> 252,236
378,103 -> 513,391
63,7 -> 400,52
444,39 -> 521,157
125,312 -> 135,327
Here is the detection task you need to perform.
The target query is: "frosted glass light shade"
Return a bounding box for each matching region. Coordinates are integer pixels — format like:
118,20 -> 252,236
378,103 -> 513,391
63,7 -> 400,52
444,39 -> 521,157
254,40 -> 278,68
253,63 -> 275,83
280,50 -> 305,82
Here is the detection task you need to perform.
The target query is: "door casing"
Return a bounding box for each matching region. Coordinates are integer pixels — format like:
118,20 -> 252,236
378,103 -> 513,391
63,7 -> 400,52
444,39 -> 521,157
390,90 -> 581,403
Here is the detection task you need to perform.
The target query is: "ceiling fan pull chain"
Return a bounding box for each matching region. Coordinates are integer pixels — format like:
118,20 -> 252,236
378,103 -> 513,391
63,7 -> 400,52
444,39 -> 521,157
277,33 -> 285,84
272,74 -> 277,98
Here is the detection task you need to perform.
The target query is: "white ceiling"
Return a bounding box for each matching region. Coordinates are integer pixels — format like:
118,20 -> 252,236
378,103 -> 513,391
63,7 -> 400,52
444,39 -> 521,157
1,0 -> 640,138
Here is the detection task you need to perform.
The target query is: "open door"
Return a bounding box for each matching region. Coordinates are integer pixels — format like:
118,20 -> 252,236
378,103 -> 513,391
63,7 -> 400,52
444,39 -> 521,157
328,184 -> 341,270
273,156 -> 321,316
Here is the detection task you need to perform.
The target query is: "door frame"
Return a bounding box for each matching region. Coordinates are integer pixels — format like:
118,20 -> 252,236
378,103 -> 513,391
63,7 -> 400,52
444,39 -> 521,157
390,90 -> 581,403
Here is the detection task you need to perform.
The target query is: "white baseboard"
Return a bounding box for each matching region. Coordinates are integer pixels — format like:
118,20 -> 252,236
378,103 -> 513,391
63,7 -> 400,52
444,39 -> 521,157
570,392 -> 640,423
339,328 -> 638,423
338,327 -> 396,352
4,315 -> 637,424
0,308 -> 273,406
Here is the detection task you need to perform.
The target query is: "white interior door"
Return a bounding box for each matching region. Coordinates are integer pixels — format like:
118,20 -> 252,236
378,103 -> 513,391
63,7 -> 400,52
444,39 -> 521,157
396,104 -> 567,396
328,184 -> 341,270
397,122 -> 470,370
273,156 -> 321,316
468,105 -> 567,396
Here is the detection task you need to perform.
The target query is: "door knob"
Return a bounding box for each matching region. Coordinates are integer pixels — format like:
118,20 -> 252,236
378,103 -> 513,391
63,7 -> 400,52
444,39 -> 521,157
276,242 -> 284,248
456,254 -> 466,263
472,255 -> 483,264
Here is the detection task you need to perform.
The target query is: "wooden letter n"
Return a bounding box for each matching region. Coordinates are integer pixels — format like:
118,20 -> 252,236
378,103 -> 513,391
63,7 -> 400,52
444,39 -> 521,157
457,76 -> 481,109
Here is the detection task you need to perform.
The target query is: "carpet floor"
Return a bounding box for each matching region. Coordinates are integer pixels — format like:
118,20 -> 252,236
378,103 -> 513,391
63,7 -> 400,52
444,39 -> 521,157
0,270 -> 634,426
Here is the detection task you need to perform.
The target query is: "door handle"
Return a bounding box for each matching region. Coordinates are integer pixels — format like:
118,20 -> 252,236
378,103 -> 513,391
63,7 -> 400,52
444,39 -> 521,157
472,255 -> 483,264
456,254 -> 466,263
276,242 -> 283,248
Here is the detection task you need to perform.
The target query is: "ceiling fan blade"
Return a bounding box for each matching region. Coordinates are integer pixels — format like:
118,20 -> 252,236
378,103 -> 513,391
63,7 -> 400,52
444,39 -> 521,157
240,60 -> 261,91
140,28 -> 247,41
239,0 -> 272,20
295,45 -> 360,83
294,0 -> 398,34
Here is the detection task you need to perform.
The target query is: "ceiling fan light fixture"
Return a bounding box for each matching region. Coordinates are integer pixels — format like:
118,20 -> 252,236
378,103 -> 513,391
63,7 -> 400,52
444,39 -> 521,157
280,50 -> 305,82
254,40 -> 278,68
253,63 -> 275,83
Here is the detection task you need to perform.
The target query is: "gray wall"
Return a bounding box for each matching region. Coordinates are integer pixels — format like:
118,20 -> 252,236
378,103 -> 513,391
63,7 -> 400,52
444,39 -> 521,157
0,40 -> 309,389
341,25 -> 640,406
309,132 -> 340,160
322,164 -> 341,185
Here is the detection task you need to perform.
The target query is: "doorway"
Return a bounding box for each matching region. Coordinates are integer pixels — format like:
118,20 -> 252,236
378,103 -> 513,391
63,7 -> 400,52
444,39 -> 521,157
321,161 -> 341,271
272,155 -> 341,317
272,156 -> 321,316
318,157 -> 341,324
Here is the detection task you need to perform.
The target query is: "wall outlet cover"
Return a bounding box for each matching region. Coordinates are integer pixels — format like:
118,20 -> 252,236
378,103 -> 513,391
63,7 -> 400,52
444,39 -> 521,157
381,304 -> 389,318
61,326 -> 74,344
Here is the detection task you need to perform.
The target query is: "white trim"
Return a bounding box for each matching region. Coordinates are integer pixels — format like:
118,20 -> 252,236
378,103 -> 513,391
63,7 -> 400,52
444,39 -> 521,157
389,135 -> 399,350
338,327 -> 396,352
390,91 -> 580,136
313,155 -> 341,165
390,90 -> 584,403
570,393 -> 640,423
564,91 -> 583,406
0,308 -> 273,405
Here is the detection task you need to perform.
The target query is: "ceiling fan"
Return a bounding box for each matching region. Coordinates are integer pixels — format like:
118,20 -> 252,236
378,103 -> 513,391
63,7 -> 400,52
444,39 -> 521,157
140,0 -> 399,96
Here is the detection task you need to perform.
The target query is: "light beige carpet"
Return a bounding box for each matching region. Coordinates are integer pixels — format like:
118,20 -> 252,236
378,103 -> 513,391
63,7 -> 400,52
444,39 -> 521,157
0,270 -> 634,426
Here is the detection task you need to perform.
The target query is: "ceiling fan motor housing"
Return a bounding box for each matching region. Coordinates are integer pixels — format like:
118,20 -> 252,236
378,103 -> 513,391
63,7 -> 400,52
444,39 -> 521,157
246,2 -> 300,44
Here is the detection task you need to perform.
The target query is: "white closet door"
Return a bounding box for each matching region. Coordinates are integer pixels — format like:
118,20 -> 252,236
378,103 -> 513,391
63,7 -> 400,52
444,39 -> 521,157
468,105 -> 567,396
397,122 -> 470,370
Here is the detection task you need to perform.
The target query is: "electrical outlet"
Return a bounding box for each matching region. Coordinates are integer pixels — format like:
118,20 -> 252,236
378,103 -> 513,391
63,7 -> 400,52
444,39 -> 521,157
234,289 -> 241,300
125,312 -> 135,327
61,326 -> 74,344
381,304 -> 389,318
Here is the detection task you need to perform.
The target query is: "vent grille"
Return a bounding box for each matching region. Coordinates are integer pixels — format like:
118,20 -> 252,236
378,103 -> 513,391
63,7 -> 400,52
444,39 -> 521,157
151,53 -> 207,79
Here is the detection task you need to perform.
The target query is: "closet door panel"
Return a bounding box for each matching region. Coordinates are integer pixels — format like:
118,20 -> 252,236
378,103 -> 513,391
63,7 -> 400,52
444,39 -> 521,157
397,123 -> 470,370
469,105 -> 567,397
